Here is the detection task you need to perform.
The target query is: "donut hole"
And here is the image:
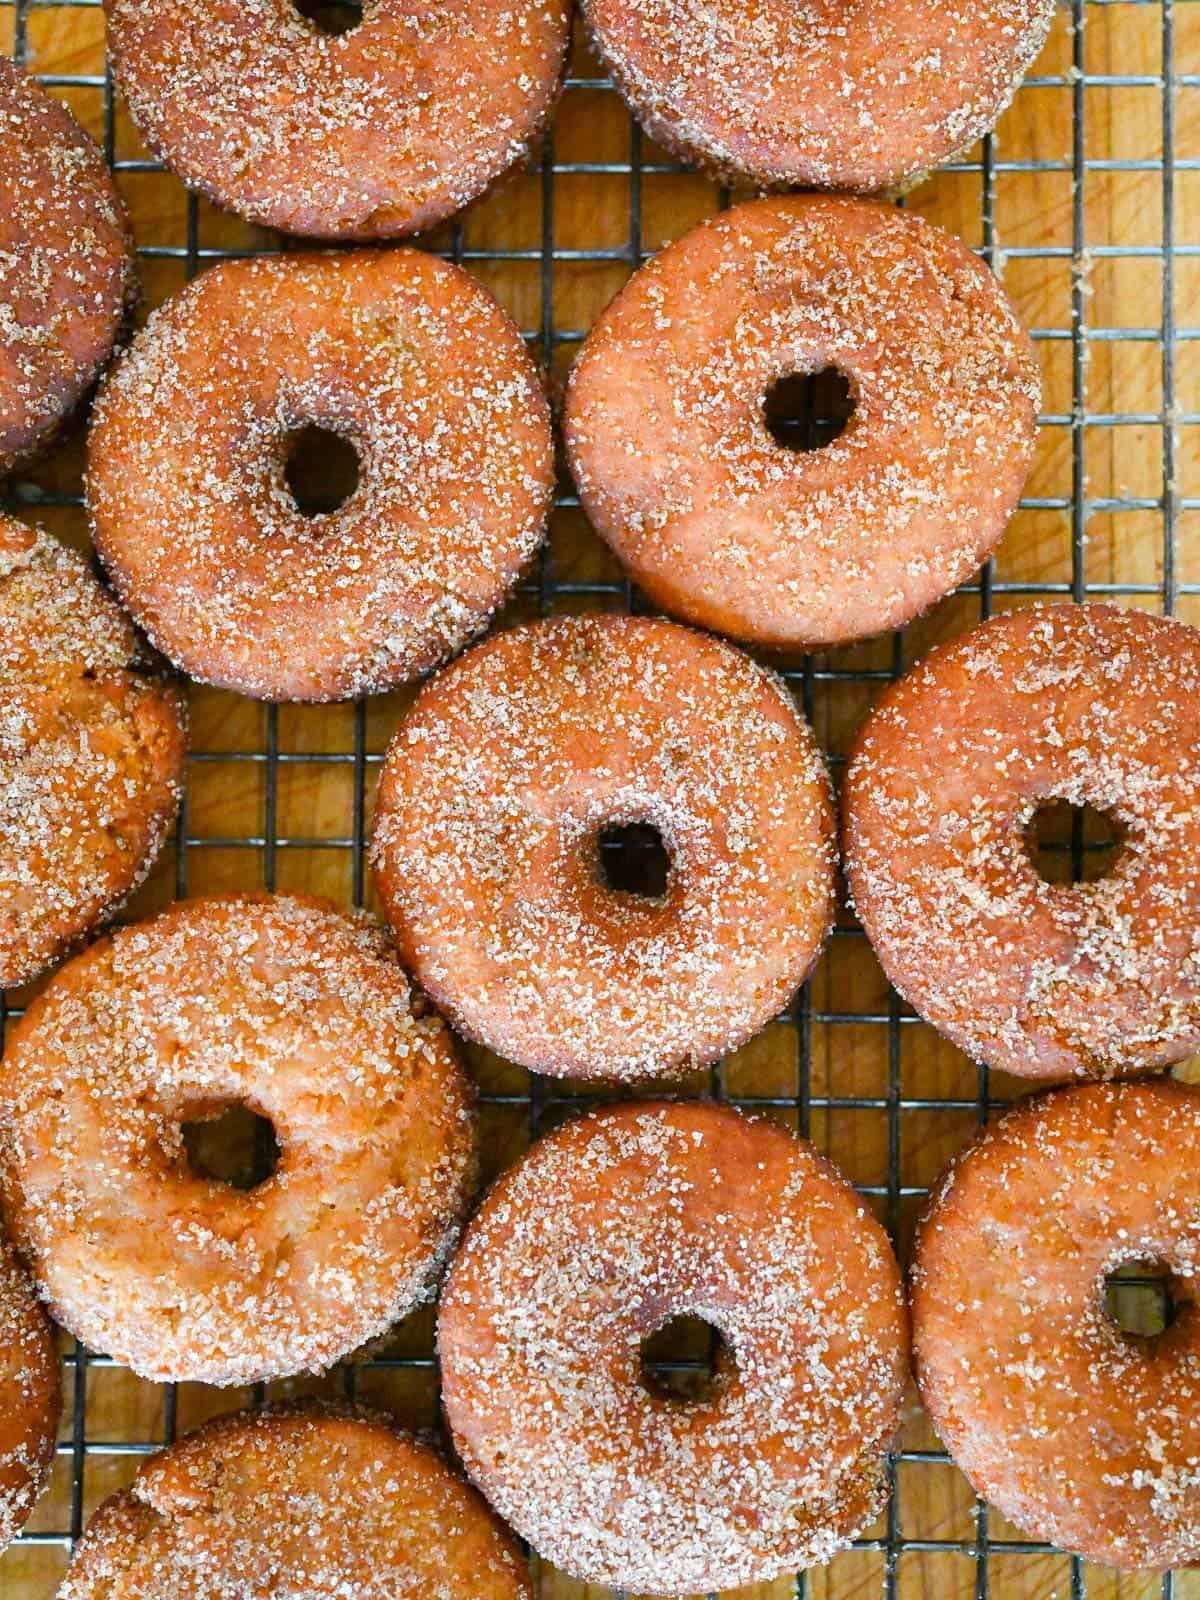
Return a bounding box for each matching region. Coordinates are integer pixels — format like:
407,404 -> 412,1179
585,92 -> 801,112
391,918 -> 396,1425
640,1314 -> 727,1403
282,425 -> 362,516
182,1103 -> 281,1191
762,367 -> 855,453
595,821 -> 672,900
1026,799 -> 1126,885
291,0 -> 363,35
1105,1261 -> 1181,1340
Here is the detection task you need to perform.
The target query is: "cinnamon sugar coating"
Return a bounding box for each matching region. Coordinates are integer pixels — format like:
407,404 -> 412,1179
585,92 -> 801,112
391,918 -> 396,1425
0,59 -> 136,476
914,1080 -> 1200,1569
0,514 -> 185,990
582,0 -> 1053,193
59,1406 -> 532,1599
439,1100 -> 909,1593
0,894 -> 477,1385
565,196 -> 1040,652
371,614 -> 836,1081
844,604 -> 1200,1081
86,249 -> 554,702
103,0 -> 569,240
0,1237 -> 58,1558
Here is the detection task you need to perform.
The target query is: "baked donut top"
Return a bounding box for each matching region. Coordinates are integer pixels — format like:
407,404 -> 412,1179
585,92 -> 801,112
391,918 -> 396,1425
0,59 -> 135,473
87,249 -> 554,702
0,514 -> 185,990
439,1100 -> 908,1591
0,1238 -> 58,1556
844,603 -> 1200,1079
583,0 -> 1054,192
0,894 -> 475,1384
59,1407 -> 532,1599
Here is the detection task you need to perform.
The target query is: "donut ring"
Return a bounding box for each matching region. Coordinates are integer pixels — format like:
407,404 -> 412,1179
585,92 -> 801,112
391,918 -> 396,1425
843,604 -> 1200,1081
565,196 -> 1040,652
59,1406 -> 532,1599
439,1101 -> 909,1593
0,514 -> 185,991
0,60 -> 136,476
913,1080 -> 1200,1569
0,1237 -> 58,1557
0,893 -> 476,1385
87,250 -> 554,702
371,614 -> 836,1081
582,0 -> 1053,193
103,0 -> 570,239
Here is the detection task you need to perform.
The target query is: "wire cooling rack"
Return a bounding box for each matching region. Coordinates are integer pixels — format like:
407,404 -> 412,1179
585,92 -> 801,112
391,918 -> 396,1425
1,1 -> 1199,1597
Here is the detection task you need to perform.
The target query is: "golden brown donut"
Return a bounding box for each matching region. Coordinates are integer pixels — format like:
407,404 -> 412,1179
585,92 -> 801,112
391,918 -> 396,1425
565,196 -> 1040,652
0,59 -> 136,476
371,614 -> 836,1081
0,1236 -> 58,1557
439,1100 -> 909,1593
913,1080 -> 1200,1569
59,1406 -> 532,1599
87,249 -> 554,702
843,604 -> 1200,1081
0,893 -> 476,1386
0,513 -> 185,991
582,0 -> 1054,193
103,0 -> 569,239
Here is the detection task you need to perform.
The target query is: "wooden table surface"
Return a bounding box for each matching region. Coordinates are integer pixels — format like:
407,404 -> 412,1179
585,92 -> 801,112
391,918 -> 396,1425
1,2 -> 1199,1596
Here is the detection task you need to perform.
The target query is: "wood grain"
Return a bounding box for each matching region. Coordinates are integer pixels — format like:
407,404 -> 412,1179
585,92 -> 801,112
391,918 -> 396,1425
1,2 -> 1199,1596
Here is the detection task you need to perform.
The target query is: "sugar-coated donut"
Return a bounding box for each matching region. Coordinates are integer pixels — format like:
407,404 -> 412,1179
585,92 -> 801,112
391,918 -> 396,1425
0,894 -> 476,1385
59,1406 -> 532,1599
87,249 -> 554,702
0,60 -> 136,476
103,0 -> 569,239
581,0 -> 1054,193
371,614 -> 836,1081
844,604 -> 1200,1081
440,1100 -> 909,1593
565,196 -> 1040,652
913,1079 -> 1200,1569
0,1237 -> 58,1557
0,514 -> 185,991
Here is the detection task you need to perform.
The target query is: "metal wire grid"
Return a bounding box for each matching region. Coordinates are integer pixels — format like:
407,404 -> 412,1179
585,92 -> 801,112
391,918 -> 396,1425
0,0 -> 1196,1595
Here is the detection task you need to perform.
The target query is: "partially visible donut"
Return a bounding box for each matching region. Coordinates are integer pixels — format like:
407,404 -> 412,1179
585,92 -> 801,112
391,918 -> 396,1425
0,893 -> 477,1385
0,59 -> 136,475
0,513 -> 185,991
439,1100 -> 909,1593
87,249 -> 555,702
0,1237 -> 58,1558
371,614 -> 836,1081
581,0 -> 1054,193
843,604 -> 1200,1081
103,0 -> 570,239
565,196 -> 1040,652
59,1406 -> 532,1599
913,1080 -> 1200,1569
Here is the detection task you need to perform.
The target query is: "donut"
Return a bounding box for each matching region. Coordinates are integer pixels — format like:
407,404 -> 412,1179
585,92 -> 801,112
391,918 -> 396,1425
439,1100 -> 909,1592
103,0 -> 569,239
564,196 -> 1040,652
370,613 -> 836,1081
581,0 -> 1054,193
0,60 -> 134,477
843,603 -> 1200,1081
913,1079 -> 1200,1569
86,249 -> 555,702
0,1237 -> 58,1557
0,514 -> 185,991
59,1406 -> 532,1599
0,893 -> 476,1385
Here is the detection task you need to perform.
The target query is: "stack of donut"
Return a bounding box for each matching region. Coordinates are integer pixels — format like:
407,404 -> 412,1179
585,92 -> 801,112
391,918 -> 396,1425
5,2 -> 1200,1595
